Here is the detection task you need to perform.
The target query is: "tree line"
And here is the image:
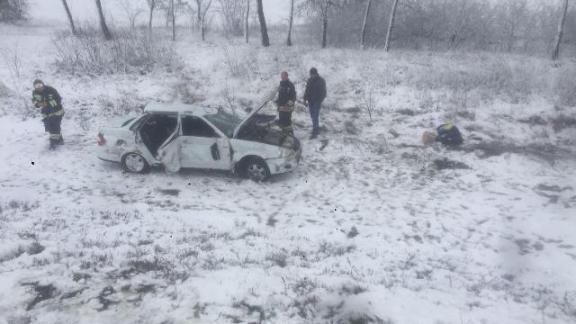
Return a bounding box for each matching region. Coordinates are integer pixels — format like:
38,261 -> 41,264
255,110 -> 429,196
1,0 -> 574,60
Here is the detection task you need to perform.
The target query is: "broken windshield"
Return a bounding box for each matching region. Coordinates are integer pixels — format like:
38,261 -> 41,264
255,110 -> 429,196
204,111 -> 242,138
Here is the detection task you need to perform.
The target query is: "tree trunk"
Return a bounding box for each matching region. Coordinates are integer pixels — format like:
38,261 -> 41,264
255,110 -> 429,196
552,0 -> 569,61
95,0 -> 113,40
256,0 -> 270,47
170,0 -> 176,41
321,5 -> 328,48
245,0 -> 250,43
287,0 -> 294,46
384,0 -> 399,52
148,0 -> 155,35
61,0 -> 76,35
360,0 -> 372,49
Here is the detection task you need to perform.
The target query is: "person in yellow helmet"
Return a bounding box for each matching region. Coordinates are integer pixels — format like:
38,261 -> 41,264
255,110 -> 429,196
422,123 -> 463,147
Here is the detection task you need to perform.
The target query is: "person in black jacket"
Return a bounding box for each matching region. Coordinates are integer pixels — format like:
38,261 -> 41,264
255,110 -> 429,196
32,79 -> 65,149
303,67 -> 326,139
276,71 -> 296,136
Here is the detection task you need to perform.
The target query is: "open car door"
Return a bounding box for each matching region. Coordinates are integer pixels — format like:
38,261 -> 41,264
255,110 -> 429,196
157,117 -> 182,173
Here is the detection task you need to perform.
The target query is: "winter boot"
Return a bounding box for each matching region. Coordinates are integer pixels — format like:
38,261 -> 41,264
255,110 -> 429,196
309,129 -> 319,140
49,139 -> 58,150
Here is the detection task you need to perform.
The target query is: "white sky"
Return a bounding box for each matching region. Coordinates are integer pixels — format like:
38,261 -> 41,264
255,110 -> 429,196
29,0 -> 291,26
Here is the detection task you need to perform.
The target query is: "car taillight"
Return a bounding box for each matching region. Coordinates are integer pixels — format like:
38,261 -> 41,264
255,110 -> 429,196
97,133 -> 106,146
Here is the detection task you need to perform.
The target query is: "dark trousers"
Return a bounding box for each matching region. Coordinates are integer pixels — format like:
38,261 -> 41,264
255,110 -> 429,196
308,101 -> 322,134
279,111 -> 292,127
44,115 -> 63,142
279,111 -> 293,137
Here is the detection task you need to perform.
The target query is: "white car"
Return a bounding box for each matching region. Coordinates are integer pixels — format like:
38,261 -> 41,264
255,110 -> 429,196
97,100 -> 301,181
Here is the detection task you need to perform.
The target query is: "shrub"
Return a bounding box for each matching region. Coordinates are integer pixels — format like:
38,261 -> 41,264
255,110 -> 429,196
52,28 -> 182,75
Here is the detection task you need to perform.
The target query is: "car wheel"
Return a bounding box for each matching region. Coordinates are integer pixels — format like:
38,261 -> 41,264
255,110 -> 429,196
121,152 -> 149,174
243,158 -> 270,182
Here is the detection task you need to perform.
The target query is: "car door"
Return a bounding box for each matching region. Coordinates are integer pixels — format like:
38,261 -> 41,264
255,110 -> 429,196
180,114 -> 231,170
157,116 -> 182,173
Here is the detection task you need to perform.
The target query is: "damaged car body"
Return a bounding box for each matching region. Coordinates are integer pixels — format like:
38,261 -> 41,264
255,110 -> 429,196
97,100 -> 302,181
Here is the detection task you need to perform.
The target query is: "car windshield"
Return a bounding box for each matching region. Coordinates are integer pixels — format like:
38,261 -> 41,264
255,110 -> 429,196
204,110 -> 242,138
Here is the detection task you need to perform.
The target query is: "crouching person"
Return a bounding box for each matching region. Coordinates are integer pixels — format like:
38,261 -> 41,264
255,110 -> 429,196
32,79 -> 65,150
422,122 -> 463,148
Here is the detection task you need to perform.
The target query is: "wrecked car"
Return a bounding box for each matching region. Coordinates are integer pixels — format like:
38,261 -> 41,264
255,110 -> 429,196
97,99 -> 301,181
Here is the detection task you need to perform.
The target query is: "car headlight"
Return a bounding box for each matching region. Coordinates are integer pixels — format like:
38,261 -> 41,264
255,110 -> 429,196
283,148 -> 296,159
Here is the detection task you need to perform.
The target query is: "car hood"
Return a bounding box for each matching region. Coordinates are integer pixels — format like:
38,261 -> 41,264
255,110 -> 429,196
235,121 -> 300,151
232,90 -> 276,138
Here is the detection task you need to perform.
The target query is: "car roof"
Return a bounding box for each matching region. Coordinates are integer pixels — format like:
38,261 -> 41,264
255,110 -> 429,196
144,102 -> 218,116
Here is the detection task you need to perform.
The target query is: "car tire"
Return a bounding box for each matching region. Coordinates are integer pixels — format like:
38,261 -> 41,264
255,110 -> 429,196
241,157 -> 270,182
121,152 -> 150,174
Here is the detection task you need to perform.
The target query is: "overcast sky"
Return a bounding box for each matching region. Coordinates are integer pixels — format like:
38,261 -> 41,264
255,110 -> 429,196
29,0 -> 291,26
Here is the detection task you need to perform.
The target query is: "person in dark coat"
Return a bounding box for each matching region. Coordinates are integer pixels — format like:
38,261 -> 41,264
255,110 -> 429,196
303,67 -> 326,139
32,79 -> 65,149
276,71 -> 296,136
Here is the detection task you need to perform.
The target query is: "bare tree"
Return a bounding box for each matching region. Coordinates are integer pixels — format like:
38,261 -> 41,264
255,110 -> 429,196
195,0 -> 212,41
119,0 -> 145,30
245,0 -> 250,43
95,0 -> 113,40
320,0 -> 329,48
61,0 -> 76,35
552,0 -> 569,60
384,0 -> 399,52
287,0 -> 295,46
170,0 -> 175,40
147,0 -> 156,35
256,0 -> 270,46
360,0 -> 372,49
218,0 -> 246,37
301,0 -> 341,48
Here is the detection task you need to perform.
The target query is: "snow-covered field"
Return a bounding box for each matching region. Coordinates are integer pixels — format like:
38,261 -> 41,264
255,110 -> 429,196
1,24 -> 576,324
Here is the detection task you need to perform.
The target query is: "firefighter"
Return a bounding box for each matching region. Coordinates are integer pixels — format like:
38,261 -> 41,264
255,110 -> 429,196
276,71 -> 296,137
32,79 -> 65,149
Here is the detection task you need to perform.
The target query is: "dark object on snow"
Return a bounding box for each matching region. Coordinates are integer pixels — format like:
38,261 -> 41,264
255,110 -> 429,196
22,282 -> 57,311
347,226 -> 359,238
436,123 -> 463,147
433,158 -> 470,170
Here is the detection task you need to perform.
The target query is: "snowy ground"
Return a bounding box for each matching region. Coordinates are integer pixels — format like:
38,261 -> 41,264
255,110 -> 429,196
1,24 -> 576,324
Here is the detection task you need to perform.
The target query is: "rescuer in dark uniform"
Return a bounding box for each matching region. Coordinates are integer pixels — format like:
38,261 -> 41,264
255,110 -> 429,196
32,79 -> 65,150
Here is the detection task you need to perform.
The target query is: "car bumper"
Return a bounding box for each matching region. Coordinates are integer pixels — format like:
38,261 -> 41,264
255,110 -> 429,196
97,146 -> 122,163
267,150 -> 301,175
